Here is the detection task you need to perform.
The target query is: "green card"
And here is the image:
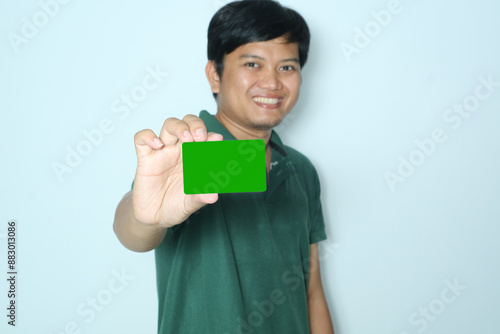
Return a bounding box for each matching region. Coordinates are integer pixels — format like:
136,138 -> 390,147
182,139 -> 267,194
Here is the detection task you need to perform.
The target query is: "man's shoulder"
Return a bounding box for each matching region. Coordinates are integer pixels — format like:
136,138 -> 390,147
282,144 -> 321,188
281,145 -> 322,199
284,145 -> 316,171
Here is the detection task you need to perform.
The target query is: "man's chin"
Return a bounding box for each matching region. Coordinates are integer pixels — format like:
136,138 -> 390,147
249,109 -> 290,131
252,119 -> 284,131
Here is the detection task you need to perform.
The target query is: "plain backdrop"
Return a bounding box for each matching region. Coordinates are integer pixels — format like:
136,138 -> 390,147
1,0 -> 499,333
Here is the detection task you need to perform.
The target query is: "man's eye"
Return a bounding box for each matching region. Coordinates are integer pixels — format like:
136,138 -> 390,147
246,63 -> 259,68
281,65 -> 296,71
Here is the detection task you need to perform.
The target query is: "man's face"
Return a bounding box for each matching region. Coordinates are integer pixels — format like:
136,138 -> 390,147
210,36 -> 302,131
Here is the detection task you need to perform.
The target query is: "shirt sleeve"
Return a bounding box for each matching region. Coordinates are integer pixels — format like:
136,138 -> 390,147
309,166 -> 327,244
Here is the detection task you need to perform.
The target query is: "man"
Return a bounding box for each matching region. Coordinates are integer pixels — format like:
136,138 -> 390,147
113,1 -> 334,333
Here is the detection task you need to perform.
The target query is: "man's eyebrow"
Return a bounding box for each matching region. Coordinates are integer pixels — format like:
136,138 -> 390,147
240,54 -> 265,61
281,57 -> 300,64
240,54 -> 300,63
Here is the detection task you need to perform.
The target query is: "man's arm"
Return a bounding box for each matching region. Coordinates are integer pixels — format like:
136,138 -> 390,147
113,115 -> 223,252
113,190 -> 167,252
307,243 -> 335,334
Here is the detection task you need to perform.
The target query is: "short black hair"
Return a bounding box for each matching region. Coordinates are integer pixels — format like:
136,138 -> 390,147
207,0 -> 310,98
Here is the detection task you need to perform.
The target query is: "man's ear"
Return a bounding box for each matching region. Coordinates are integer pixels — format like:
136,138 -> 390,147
205,60 -> 220,94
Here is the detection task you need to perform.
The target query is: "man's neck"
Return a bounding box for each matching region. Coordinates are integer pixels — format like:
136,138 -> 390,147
215,111 -> 273,146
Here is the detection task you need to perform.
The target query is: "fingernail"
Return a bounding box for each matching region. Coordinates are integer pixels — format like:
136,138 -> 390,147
154,138 -> 163,147
184,130 -> 192,139
196,129 -> 205,138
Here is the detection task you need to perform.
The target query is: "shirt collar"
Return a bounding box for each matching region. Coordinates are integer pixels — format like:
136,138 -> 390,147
199,110 -> 288,158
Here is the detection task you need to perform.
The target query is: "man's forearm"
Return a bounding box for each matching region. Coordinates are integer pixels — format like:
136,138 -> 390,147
113,190 -> 167,252
308,295 -> 334,334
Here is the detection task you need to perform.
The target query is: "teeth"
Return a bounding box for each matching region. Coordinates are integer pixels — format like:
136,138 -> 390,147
253,97 -> 279,104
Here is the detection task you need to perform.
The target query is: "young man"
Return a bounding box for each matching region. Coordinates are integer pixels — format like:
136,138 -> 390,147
113,1 -> 334,333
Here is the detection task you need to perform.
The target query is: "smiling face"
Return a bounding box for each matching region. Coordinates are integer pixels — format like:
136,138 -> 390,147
206,36 -> 302,134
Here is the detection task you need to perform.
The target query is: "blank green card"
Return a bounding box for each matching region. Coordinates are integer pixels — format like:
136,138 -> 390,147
182,139 -> 267,194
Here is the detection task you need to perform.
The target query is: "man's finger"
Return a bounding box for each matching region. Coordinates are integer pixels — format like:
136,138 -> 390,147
183,193 -> 219,215
194,193 -> 219,204
160,117 -> 193,146
206,132 -> 224,142
183,114 -> 209,142
134,129 -> 163,158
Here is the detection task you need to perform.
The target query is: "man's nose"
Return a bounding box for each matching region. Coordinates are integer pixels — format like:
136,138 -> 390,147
259,69 -> 282,90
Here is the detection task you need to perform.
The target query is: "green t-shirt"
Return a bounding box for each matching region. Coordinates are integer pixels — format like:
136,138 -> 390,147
155,110 -> 327,334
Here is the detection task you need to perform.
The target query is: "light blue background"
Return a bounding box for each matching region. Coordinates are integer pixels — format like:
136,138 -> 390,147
1,0 -> 499,333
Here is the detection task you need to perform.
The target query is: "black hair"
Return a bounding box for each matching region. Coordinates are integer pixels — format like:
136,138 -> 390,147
207,0 -> 310,98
